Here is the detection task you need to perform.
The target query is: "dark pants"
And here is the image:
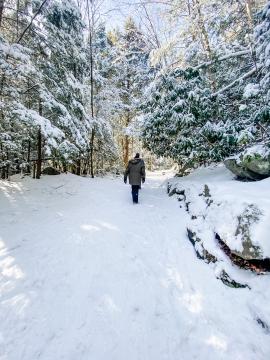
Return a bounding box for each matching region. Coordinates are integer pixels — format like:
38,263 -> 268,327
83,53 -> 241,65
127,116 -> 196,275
131,185 -> 140,203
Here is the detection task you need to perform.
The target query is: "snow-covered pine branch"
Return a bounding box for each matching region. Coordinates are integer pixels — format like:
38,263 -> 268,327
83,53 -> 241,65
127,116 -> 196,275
211,66 -> 261,97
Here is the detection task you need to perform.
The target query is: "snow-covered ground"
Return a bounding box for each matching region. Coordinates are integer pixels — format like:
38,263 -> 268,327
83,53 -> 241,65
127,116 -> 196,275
169,165 -> 270,258
0,171 -> 270,360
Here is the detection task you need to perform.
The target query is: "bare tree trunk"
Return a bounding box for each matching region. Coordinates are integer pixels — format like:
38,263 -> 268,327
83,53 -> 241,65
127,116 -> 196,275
192,0 -> 212,58
36,127 -> 42,179
6,152 -> 10,180
90,129 -> 95,178
33,162 -> 36,179
0,142 -> 4,179
36,100 -> 43,179
17,0 -> 49,43
27,139 -> 31,173
124,134 -> 129,166
76,158 -> 81,176
16,0 -> 20,38
0,0 -> 5,28
86,0 -> 95,178
131,136 -> 134,158
246,0 -> 254,26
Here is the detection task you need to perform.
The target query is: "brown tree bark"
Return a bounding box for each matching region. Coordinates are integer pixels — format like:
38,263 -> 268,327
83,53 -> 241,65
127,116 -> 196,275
86,0 -> 95,178
192,0 -> 212,59
36,127 -> 42,179
124,134 -> 129,166
76,158 -> 81,176
90,129 -> 95,178
246,0 -> 254,26
27,139 -> 31,173
36,100 -> 43,179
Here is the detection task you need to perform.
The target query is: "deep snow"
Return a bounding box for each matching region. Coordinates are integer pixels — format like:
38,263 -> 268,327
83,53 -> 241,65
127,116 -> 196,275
0,172 -> 270,360
169,165 -> 270,258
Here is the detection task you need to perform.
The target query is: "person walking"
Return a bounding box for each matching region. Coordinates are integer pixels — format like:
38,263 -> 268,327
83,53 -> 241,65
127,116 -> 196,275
124,153 -> 146,204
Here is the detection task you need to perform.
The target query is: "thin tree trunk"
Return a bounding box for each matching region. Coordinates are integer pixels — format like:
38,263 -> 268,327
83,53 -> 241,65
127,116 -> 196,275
124,134 -> 129,166
87,0 -> 95,178
36,127 -> 42,179
0,0 -> 5,28
16,0 -> 20,38
192,0 -> 212,58
89,29 -> 95,178
17,0 -> 49,43
27,139 -> 31,173
124,108 -> 130,166
76,158 -> 81,176
90,129 -> 95,178
246,0 -> 254,26
0,143 -> 4,179
123,71 -> 131,166
36,100 -> 43,179
33,162 -> 36,179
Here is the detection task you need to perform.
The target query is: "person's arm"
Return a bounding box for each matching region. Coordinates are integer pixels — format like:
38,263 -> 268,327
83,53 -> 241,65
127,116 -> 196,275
141,161 -> 146,183
124,162 -> 130,183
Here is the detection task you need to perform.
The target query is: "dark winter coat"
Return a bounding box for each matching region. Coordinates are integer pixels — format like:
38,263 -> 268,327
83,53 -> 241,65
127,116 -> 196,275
124,158 -> 146,186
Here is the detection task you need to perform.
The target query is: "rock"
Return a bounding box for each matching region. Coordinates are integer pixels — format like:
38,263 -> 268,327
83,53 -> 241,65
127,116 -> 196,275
42,167 -> 60,175
224,145 -> 270,180
242,154 -> 270,176
168,187 -> 185,197
218,270 -> 250,289
215,204 -> 266,261
202,184 -> 213,207
233,204 -> 263,260
177,194 -> 186,202
224,158 -> 260,180
202,184 -> 211,198
187,228 -> 217,264
257,318 -> 270,334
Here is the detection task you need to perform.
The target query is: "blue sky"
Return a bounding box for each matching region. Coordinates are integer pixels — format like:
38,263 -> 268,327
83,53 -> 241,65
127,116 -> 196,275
102,0 -> 135,29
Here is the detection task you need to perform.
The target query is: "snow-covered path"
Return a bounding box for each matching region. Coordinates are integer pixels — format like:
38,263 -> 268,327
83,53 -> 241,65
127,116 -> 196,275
0,173 -> 269,360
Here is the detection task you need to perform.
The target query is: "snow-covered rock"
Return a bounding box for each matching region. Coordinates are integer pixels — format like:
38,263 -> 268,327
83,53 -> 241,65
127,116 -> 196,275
225,144 -> 270,180
168,164 -> 270,263
42,167 -> 61,175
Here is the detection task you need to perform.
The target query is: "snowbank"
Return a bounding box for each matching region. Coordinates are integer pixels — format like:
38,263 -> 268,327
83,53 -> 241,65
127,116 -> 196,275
1,172 -> 270,359
168,164 -> 270,260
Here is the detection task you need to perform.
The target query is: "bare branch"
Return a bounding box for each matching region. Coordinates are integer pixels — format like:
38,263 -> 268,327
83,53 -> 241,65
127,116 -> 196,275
212,65 -> 261,98
195,50 -> 251,70
17,0 -> 50,44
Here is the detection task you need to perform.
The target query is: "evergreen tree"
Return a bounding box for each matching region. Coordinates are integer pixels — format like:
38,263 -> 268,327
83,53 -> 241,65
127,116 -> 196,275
142,67 -> 237,170
114,17 -> 151,165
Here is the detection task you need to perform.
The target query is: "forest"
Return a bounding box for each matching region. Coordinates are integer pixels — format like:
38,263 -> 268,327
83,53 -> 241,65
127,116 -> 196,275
0,0 -> 269,179
1,2 -> 270,359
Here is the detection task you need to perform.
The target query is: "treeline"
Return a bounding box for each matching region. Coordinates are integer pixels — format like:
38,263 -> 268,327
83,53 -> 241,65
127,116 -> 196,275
0,0 -> 151,179
1,0 -> 269,179
141,0 -> 270,173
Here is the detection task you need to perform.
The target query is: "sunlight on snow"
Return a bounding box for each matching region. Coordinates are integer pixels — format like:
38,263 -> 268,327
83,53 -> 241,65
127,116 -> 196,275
206,335 -> 228,351
0,239 -> 25,281
0,181 -> 24,201
2,294 -> 30,317
81,222 -> 119,232
95,221 -> 119,232
0,238 -> 29,317
81,224 -> 100,232
161,267 -> 184,290
0,238 -> 5,251
180,292 -> 203,314
98,295 -> 120,314
1,256 -> 24,280
0,238 -> 25,306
